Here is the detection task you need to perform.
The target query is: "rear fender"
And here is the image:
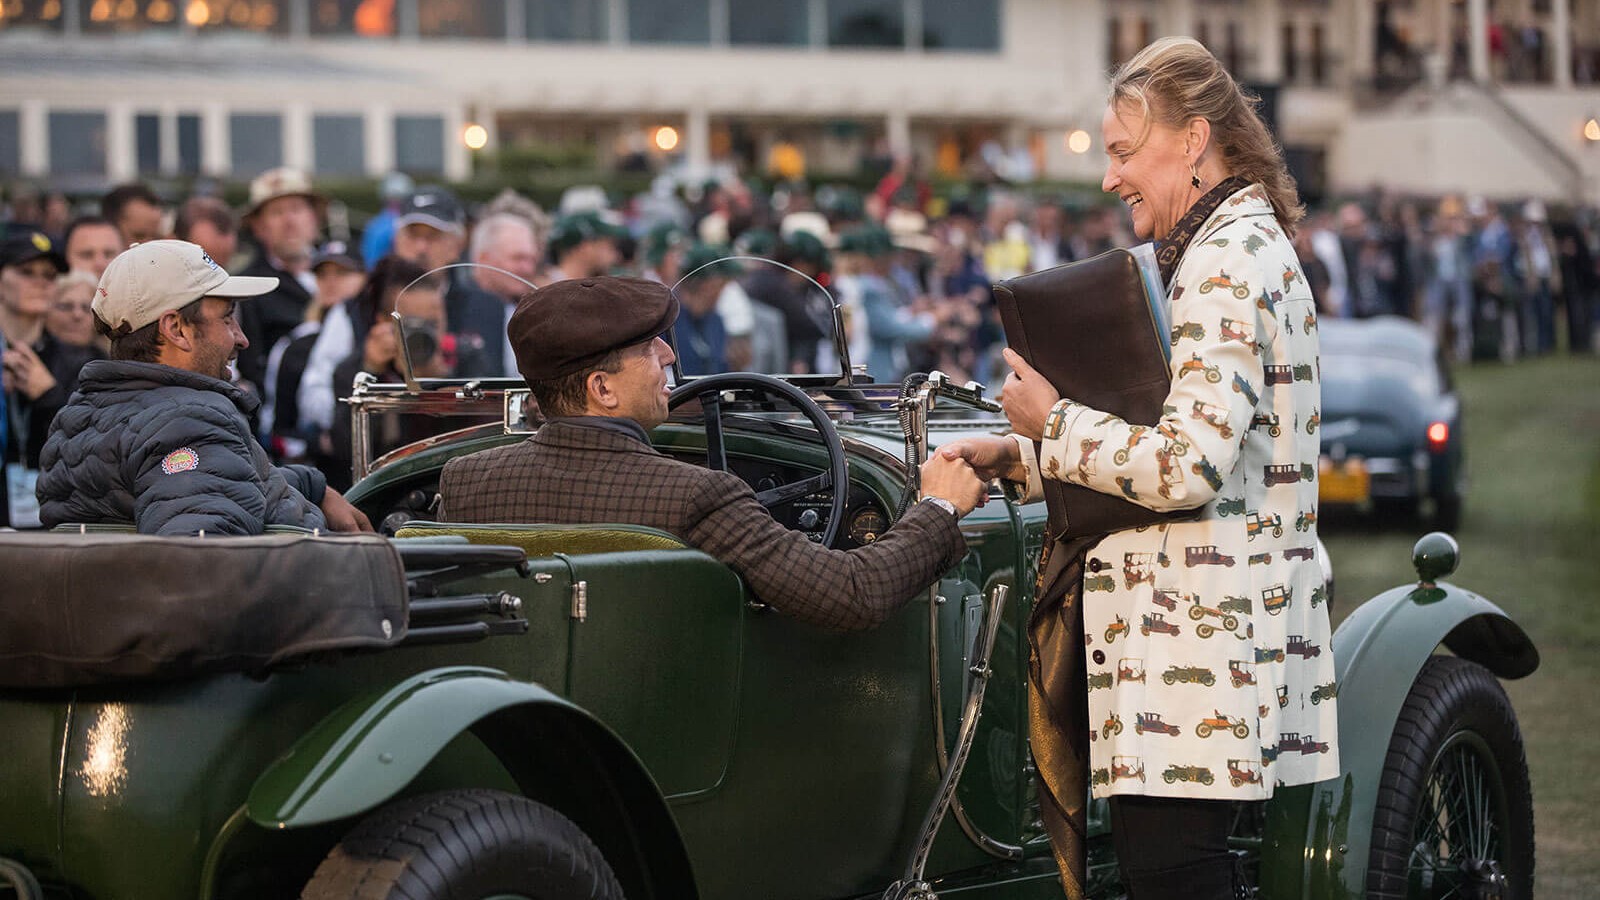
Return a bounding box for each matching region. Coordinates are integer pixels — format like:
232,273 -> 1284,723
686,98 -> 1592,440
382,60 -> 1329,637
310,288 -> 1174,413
1261,581 -> 1538,899
241,666 -> 695,899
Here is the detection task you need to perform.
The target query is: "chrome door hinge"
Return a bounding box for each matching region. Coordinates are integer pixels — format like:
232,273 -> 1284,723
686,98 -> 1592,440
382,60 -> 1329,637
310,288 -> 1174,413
570,580 -> 588,621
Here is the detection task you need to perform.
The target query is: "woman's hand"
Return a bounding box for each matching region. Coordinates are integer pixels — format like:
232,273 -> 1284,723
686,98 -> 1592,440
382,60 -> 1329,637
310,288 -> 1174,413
2,342 -> 58,401
998,348 -> 1060,442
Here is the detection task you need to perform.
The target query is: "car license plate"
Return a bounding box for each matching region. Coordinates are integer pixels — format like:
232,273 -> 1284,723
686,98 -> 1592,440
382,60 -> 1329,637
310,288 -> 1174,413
1318,458 -> 1370,504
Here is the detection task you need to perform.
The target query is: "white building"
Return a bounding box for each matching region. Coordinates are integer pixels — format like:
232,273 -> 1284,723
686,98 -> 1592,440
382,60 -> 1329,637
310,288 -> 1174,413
2,0 -> 1599,203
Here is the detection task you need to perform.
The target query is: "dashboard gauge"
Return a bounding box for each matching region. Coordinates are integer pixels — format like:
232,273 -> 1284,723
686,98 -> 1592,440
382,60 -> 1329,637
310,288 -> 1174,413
848,507 -> 888,545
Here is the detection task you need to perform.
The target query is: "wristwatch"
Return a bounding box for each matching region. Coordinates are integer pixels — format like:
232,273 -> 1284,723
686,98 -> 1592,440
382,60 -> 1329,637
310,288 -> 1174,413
919,495 -> 959,519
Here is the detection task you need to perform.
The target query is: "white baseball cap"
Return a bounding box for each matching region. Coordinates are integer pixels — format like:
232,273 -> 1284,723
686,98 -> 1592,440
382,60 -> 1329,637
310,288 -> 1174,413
94,240 -> 278,333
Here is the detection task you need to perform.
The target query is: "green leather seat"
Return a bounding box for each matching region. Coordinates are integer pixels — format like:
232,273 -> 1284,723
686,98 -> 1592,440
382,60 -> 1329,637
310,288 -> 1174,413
393,521 -> 688,558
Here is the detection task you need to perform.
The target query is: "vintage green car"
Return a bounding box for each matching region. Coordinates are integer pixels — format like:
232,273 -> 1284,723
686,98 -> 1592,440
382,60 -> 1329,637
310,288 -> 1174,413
0,359 -> 1539,900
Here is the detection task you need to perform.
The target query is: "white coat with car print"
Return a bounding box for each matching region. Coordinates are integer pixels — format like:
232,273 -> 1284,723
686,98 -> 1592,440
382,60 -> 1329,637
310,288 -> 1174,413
1020,183 -> 1339,800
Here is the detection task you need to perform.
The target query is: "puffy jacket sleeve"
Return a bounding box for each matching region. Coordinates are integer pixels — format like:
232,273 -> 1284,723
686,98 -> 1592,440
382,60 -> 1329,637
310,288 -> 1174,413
128,399 -> 275,536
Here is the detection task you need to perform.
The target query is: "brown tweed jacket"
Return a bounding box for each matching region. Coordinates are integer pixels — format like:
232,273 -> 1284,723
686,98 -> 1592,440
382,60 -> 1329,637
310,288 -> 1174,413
438,420 -> 966,631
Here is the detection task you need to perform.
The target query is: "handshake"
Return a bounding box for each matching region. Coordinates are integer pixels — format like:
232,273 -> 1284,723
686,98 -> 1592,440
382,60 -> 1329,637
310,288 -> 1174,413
919,435 -> 1031,519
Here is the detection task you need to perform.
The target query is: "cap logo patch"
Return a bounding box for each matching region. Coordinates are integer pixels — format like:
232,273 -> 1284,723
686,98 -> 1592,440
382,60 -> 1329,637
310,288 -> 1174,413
161,447 -> 200,475
200,251 -> 217,269
31,233 -> 51,252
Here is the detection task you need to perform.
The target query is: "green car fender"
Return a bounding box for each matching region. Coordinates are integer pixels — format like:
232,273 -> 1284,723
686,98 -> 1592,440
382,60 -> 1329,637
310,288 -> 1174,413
241,665 -> 696,897
1261,567 -> 1538,899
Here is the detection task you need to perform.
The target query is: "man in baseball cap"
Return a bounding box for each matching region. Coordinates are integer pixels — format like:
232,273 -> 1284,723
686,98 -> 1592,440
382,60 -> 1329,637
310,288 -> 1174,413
34,240 -> 371,536
435,275 -> 986,633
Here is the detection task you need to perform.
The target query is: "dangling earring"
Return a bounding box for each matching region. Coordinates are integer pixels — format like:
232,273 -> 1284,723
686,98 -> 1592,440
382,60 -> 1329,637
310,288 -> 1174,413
1190,164 -> 1202,189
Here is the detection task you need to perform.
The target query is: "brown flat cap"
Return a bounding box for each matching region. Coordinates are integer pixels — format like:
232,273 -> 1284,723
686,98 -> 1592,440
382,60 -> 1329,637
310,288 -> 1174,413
509,276 -> 679,382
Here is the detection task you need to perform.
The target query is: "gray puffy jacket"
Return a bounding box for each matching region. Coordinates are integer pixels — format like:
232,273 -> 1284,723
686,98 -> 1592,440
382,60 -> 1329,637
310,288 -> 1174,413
37,360 -> 328,535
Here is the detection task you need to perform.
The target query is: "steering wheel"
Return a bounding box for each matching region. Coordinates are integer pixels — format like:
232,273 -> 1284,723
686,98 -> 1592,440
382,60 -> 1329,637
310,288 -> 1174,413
667,372 -> 849,548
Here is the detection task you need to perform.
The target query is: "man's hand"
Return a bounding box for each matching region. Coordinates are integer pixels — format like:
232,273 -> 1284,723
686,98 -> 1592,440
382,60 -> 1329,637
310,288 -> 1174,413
939,435 -> 1025,484
998,348 -> 1060,442
320,487 -> 374,532
918,453 -> 987,518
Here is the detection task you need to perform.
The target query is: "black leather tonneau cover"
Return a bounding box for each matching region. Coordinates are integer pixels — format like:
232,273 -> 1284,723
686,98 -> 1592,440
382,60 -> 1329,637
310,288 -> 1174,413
0,532 -> 406,688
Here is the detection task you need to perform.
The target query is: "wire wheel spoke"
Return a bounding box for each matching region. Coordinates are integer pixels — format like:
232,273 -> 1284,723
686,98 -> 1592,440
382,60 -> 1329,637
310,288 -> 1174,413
1407,736 -> 1506,899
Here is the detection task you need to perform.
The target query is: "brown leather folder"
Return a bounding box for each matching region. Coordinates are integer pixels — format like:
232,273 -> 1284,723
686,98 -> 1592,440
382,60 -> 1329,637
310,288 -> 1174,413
994,248 -> 1186,540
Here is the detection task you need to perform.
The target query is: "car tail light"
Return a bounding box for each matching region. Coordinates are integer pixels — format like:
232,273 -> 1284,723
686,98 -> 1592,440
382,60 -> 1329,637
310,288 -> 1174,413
1427,421 -> 1449,453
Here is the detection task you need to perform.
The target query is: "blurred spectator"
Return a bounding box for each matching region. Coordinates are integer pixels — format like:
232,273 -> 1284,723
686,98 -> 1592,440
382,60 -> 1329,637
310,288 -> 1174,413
1292,225 -> 1332,313
361,172 -> 415,267
45,271 -> 106,354
839,224 -> 938,383
237,168 -> 325,393
62,216 -> 123,280
547,211 -> 623,281
100,183 -> 165,247
751,228 -> 831,374
262,241 -> 365,460
174,197 -> 241,270
1423,196 -> 1475,362
463,212 -> 540,377
673,244 -> 733,376
326,260 -> 479,488
1552,211 -> 1596,353
0,232 -> 82,528
1307,211 -> 1350,317
1028,200 -> 1069,272
389,186 -> 502,379
40,192 -> 70,241
1516,200 -> 1558,355
1469,196 -> 1521,361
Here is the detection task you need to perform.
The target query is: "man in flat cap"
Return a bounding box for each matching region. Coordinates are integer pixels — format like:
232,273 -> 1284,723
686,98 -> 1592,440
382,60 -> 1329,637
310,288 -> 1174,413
437,276 -> 985,632
35,240 -> 371,536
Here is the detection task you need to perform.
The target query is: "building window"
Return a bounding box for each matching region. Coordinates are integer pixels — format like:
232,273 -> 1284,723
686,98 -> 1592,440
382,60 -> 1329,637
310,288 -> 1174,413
230,113 -> 283,178
829,0 -> 901,48
524,0 -> 606,40
628,0 -> 707,43
728,0 -> 805,46
922,0 -> 998,52
0,112 -> 20,176
395,114 -> 445,175
419,0 -> 503,38
80,0 -> 180,33
137,114 -> 162,175
314,114 -> 366,175
311,0 -> 395,36
189,0 -> 289,34
177,114 -> 202,174
49,112 -> 108,177
0,0 -> 65,32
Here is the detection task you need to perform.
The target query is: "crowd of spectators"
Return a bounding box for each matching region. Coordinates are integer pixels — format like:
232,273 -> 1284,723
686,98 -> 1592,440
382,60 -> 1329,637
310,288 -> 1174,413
2,168 -> 1596,526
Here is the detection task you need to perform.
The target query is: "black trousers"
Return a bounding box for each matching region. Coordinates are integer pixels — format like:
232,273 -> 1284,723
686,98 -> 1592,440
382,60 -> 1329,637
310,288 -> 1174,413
1108,795 -> 1245,900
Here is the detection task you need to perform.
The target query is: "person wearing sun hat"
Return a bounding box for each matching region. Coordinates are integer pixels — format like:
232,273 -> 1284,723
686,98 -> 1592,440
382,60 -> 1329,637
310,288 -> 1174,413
236,167 -> 329,392
33,240 -> 371,536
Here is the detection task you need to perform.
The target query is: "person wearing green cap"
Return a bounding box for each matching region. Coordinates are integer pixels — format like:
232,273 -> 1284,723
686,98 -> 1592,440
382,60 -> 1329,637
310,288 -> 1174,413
672,244 -> 734,376
839,224 -> 940,382
547,211 -> 622,282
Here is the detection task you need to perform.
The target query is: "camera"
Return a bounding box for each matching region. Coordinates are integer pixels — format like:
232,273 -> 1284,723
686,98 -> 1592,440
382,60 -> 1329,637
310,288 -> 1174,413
400,316 -> 440,365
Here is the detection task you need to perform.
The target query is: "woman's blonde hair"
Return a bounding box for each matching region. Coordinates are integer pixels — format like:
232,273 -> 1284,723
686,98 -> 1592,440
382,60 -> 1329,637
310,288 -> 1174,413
1109,36 -> 1304,234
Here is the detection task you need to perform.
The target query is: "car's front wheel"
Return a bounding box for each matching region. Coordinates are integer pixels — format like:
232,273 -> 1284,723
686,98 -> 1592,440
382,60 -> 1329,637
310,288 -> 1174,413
1366,656 -> 1534,900
302,789 -> 624,900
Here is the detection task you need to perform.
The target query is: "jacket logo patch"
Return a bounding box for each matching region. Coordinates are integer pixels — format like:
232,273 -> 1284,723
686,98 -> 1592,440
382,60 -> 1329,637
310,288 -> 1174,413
161,447 -> 200,475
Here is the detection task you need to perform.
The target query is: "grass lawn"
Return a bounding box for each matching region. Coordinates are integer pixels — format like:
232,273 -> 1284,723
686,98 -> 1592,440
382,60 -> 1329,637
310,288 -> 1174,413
1320,351 -> 1600,898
